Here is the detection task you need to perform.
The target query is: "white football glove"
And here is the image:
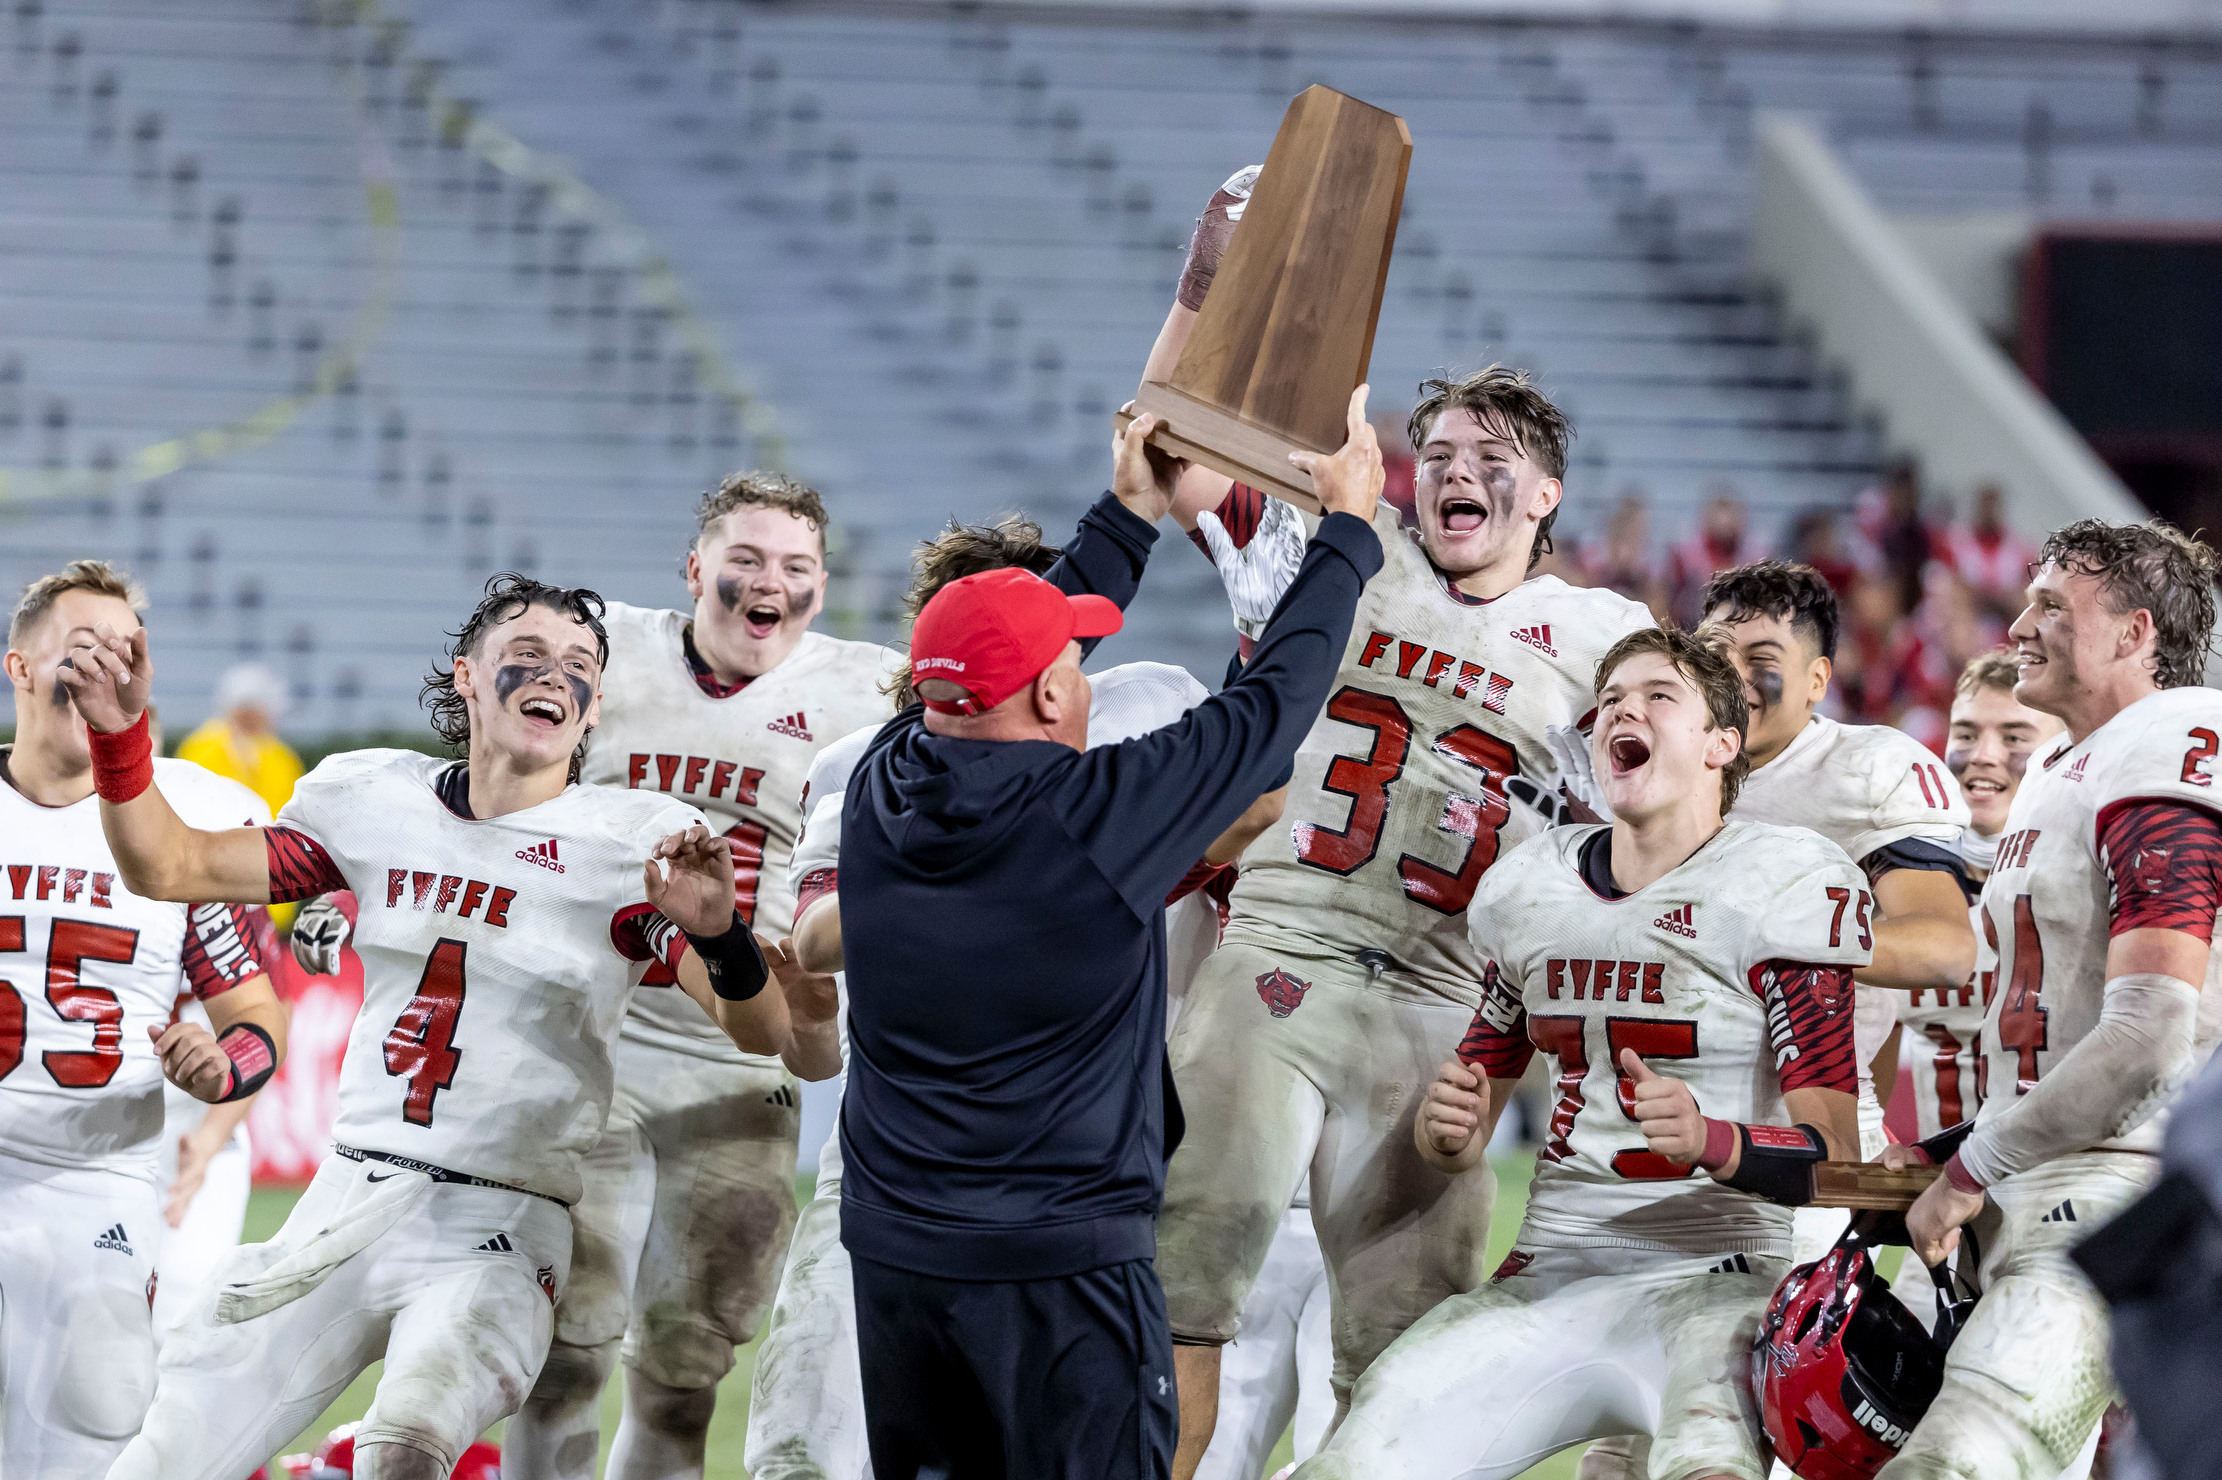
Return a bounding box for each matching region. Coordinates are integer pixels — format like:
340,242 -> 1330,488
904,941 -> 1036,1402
1196,496 -> 1306,640
1544,722 -> 1613,823
290,894 -> 351,977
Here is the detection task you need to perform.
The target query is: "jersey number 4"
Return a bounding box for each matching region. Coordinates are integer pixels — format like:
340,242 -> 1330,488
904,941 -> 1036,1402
1527,1014 -> 1700,1179
385,938 -> 466,1126
1983,896 -> 2048,1097
1293,686 -> 1516,915
0,917 -> 142,1087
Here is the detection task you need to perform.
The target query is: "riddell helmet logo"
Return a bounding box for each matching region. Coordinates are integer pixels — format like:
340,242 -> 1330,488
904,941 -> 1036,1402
1653,903 -> 1696,938
1852,1395 -> 1911,1448
516,839 -> 565,874
1510,624 -> 1557,657
767,711 -> 814,741
1255,968 -> 1311,1018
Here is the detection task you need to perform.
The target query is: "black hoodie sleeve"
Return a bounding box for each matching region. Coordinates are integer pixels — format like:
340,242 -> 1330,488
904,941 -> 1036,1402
1056,510 -> 1383,921
1043,492 -> 1160,657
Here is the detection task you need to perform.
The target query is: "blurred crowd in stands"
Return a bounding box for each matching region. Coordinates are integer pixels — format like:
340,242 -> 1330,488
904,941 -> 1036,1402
1371,410 -> 2034,757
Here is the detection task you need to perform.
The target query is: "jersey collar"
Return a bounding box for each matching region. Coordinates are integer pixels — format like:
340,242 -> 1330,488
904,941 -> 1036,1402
683,625 -> 754,700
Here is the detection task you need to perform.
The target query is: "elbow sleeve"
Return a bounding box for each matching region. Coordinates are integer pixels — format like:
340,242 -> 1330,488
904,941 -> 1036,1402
1957,972 -> 2201,1187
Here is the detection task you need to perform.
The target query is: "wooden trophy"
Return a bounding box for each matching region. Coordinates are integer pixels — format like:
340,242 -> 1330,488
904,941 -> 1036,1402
1808,1161 -> 1945,1211
1117,85 -> 1411,513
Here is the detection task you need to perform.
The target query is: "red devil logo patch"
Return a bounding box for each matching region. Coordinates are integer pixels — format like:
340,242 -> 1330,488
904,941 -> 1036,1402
1255,967 -> 1311,1018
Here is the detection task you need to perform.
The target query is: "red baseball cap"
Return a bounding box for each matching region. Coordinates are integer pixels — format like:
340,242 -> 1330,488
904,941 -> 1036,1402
909,567 -> 1123,716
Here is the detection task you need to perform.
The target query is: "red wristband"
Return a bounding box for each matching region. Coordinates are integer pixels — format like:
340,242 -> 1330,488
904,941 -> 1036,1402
87,711 -> 154,804
1698,1116 -> 1738,1172
1943,1152 -> 1984,1196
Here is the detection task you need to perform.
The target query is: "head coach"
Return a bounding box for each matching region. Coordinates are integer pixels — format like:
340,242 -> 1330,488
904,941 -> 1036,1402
835,390 -> 1388,1479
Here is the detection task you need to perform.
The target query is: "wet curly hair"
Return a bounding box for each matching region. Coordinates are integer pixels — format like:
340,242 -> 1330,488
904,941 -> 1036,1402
2037,519 -> 2219,690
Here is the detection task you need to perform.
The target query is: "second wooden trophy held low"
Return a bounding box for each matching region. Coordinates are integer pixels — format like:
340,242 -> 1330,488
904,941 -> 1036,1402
1119,85 -> 1411,513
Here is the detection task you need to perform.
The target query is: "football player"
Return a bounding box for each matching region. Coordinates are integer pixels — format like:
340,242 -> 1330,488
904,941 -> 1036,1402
1882,649 -> 2063,1321
1876,520 -> 2222,1479
1156,366 -> 1654,1469
1294,624 -> 1866,1480
1699,562 -> 1976,1171
1576,562 -> 1978,1480
65,575 -> 802,1480
504,473 -> 893,1480
0,561 -> 285,1479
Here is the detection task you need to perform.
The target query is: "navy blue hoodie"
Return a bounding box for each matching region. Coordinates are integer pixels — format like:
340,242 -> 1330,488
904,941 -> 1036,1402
838,506 -> 1382,1280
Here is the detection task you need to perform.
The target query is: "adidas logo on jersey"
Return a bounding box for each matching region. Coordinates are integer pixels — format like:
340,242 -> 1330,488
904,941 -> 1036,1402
767,711 -> 814,741
1510,624 -> 1557,657
2065,754 -> 2091,783
93,1223 -> 133,1256
1652,903 -> 1697,939
474,1232 -> 517,1254
515,839 -> 565,874
2040,1200 -> 2079,1224
764,1084 -> 798,1109
1707,1253 -> 1753,1274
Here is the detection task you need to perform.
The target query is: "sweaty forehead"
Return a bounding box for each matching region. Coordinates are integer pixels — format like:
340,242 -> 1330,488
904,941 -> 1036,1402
1423,406 -> 1524,454
486,609 -> 600,665
1603,651 -> 1695,696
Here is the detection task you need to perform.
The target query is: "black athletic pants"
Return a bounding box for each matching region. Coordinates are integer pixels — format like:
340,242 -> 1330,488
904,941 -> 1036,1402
850,1253 -> 1177,1480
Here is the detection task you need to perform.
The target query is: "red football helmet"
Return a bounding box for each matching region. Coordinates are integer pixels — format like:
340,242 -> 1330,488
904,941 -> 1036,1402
1752,1243 -> 1948,1480
305,1423 -> 500,1479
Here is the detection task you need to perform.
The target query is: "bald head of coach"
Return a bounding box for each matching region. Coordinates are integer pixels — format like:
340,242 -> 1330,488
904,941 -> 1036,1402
835,391 -> 1388,1479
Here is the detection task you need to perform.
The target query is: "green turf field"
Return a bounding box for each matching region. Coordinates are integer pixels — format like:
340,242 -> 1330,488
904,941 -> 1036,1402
247,1156 -> 1603,1479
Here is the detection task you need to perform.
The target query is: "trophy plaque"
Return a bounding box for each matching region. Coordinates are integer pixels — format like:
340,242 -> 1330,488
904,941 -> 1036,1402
1118,85 -> 1411,513
1808,1161 -> 1945,1211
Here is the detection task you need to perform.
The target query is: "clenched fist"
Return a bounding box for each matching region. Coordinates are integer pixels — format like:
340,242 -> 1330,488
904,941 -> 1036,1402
1415,1058 -> 1490,1174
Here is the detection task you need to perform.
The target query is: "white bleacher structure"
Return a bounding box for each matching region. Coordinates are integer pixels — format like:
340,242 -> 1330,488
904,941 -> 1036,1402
4,0 -> 2218,732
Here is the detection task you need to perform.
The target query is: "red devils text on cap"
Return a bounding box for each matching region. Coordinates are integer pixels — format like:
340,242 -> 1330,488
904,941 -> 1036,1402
909,567 -> 1123,716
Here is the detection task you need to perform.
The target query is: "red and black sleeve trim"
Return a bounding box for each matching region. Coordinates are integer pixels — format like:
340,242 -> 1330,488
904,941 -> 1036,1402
795,867 -> 839,918
181,902 -> 264,1000
1184,483 -> 1267,562
2099,798 -> 2222,942
1457,961 -> 1535,1079
265,826 -> 348,904
1751,960 -> 1858,1094
610,902 -> 688,974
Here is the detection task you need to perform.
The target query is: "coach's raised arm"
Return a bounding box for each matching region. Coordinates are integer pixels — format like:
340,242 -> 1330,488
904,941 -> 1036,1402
834,388 -> 1383,1475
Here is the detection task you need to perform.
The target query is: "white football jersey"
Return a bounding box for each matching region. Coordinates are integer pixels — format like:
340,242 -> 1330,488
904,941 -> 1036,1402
1466,820 -> 1872,1254
272,749 -> 706,1204
1738,714 -> 1971,1097
1226,506 -> 1654,1004
1895,883 -> 1988,1141
581,602 -> 899,1065
1974,687 -> 2222,1155
0,757 -> 269,1176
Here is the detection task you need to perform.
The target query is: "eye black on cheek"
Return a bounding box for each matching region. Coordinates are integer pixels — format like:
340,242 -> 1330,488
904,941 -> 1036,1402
716,576 -> 745,613
493,664 -> 550,707
565,671 -> 592,717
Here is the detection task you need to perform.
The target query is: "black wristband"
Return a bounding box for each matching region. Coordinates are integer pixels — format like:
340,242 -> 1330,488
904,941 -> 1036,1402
686,911 -> 768,1002
1914,1116 -> 1977,1167
214,1022 -> 278,1103
1721,1122 -> 1830,1207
